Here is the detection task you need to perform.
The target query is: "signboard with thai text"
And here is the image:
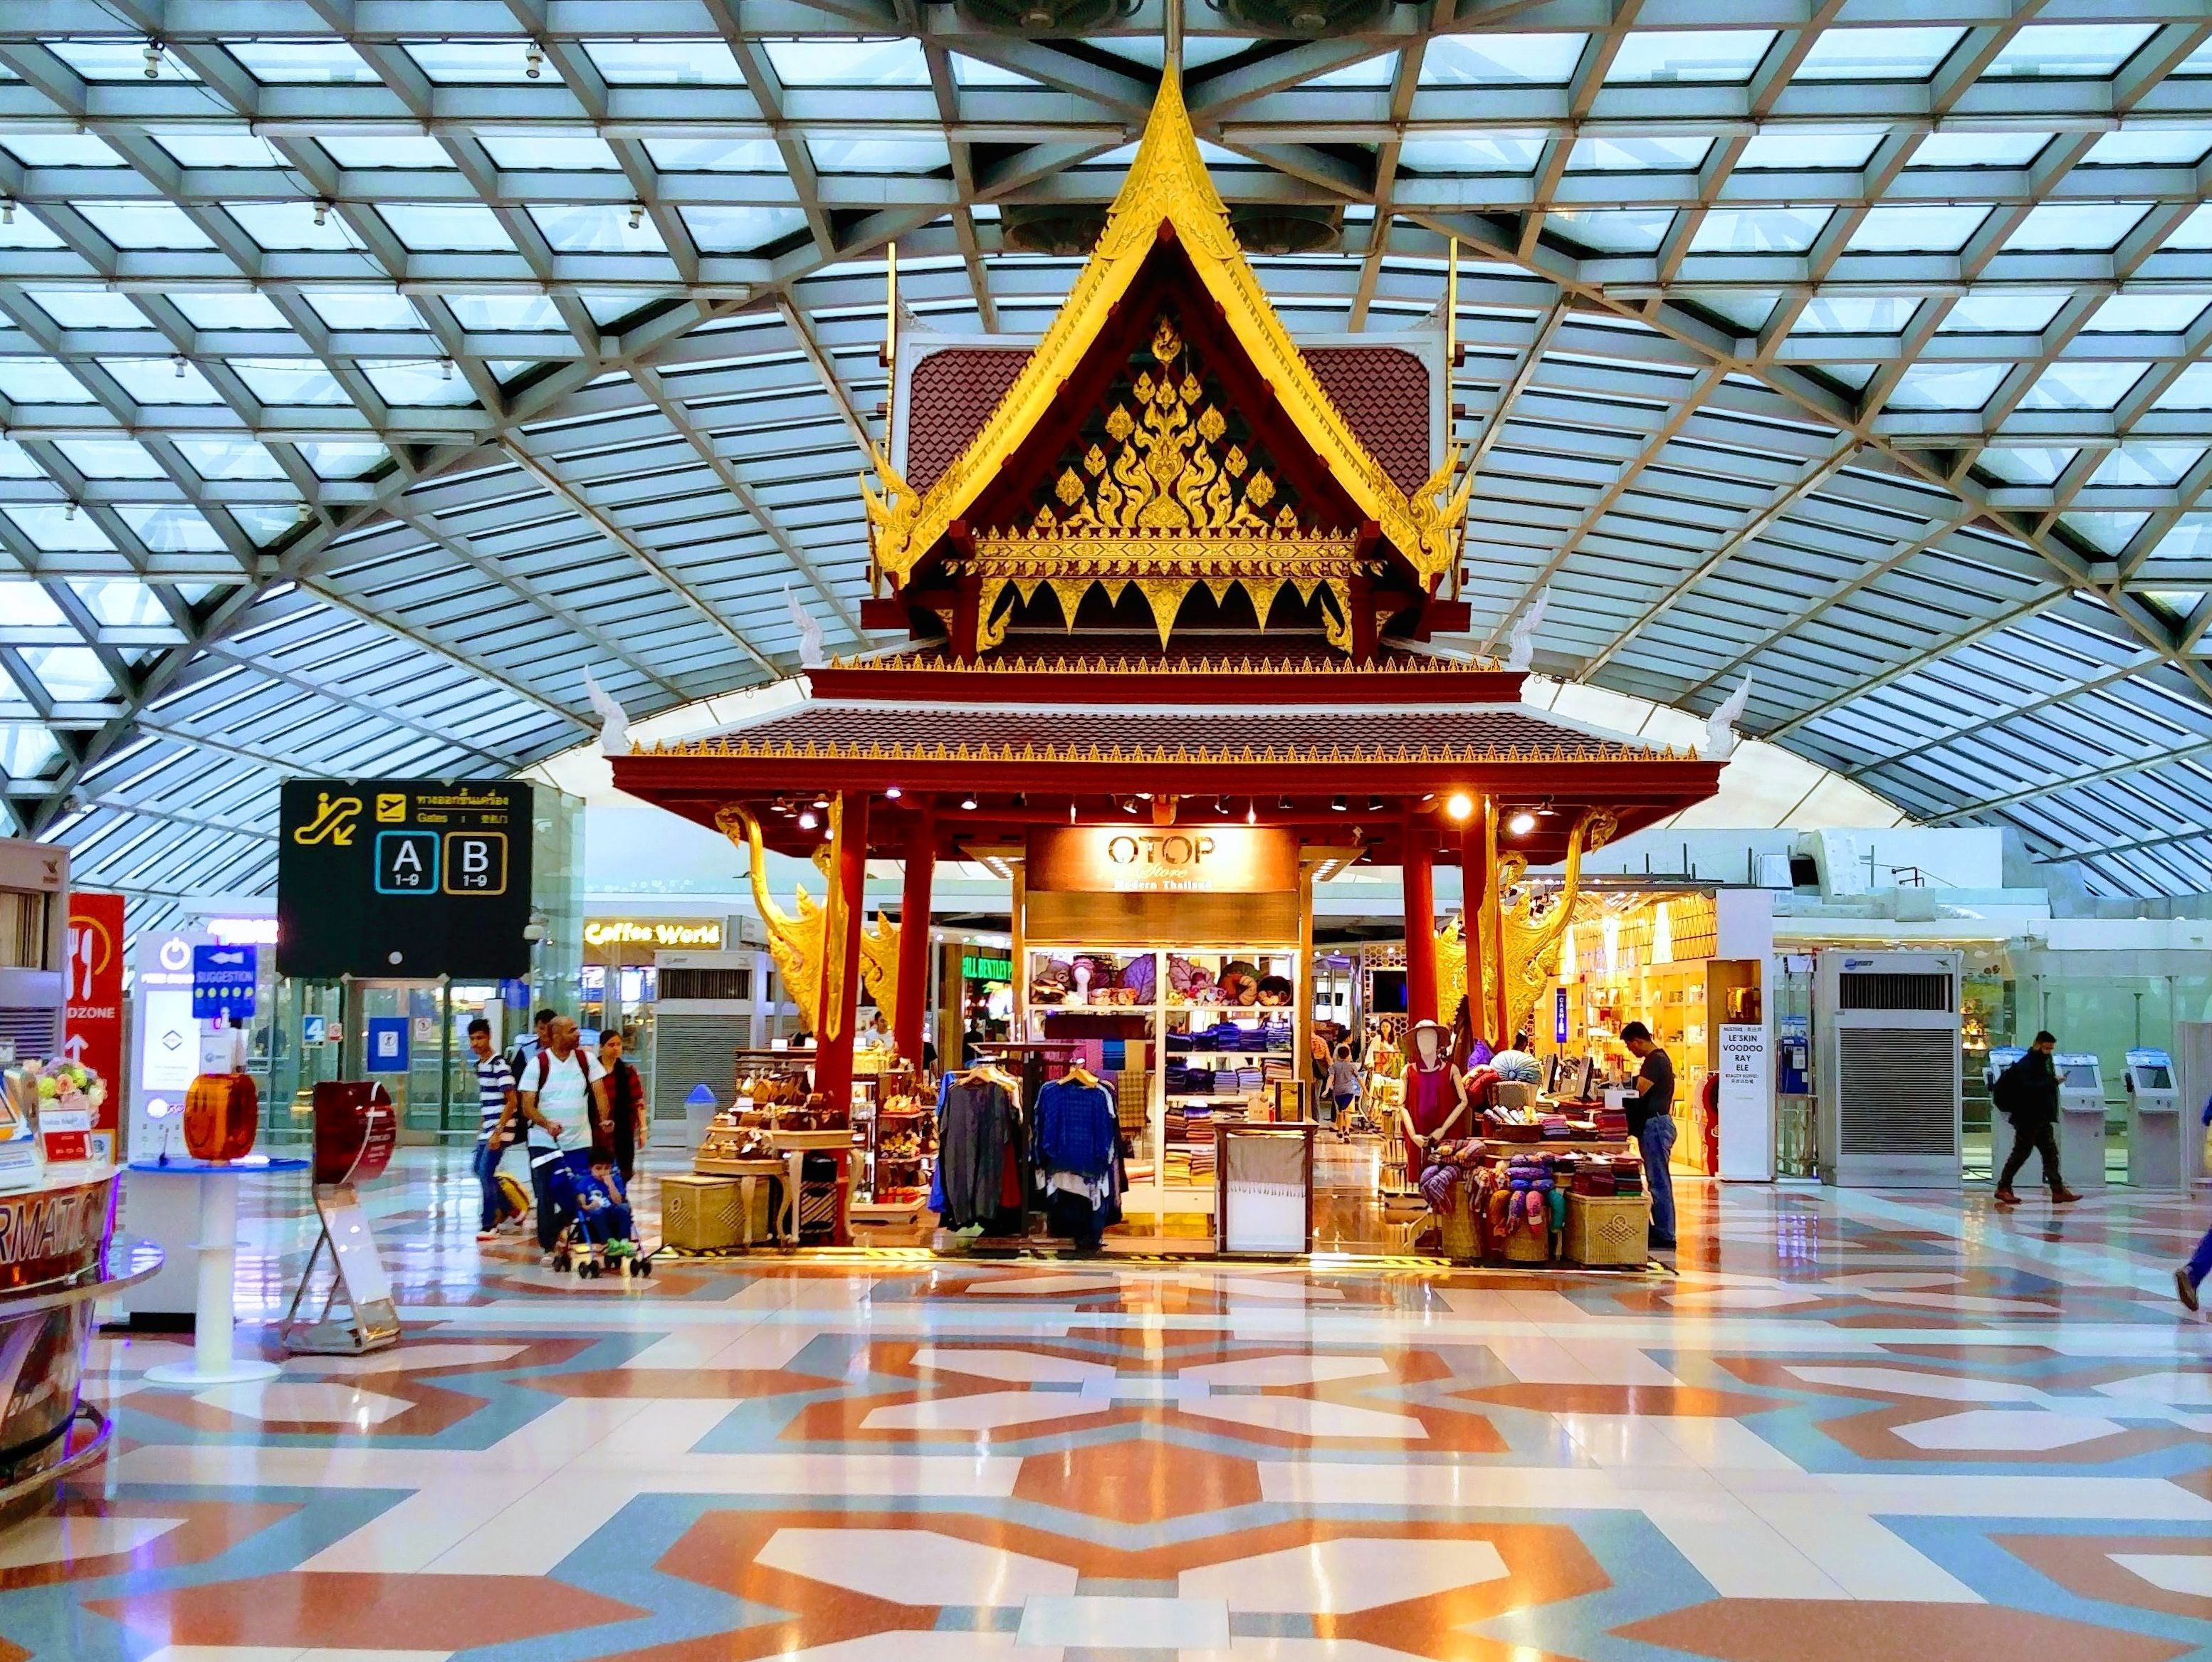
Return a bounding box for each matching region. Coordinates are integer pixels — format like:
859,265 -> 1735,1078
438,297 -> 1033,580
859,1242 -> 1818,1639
278,779 -> 533,979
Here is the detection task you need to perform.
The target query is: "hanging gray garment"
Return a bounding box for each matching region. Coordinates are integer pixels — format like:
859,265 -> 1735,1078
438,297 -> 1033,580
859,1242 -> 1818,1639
939,1079 -> 1011,1230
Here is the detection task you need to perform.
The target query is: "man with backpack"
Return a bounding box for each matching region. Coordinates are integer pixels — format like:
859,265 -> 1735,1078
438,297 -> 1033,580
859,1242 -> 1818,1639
508,1008 -> 555,1083
518,1015 -> 610,1257
1992,1030 -> 2082,1207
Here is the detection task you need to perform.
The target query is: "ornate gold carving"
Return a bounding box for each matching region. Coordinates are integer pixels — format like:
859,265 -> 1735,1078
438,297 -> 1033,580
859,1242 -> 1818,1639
663,733 -> 1672,765
821,650 -> 1516,676
1035,318 -> 1289,538
859,913 -> 899,1043
716,804 -> 826,1032
863,71 -> 1467,588
1496,808 -> 1618,1044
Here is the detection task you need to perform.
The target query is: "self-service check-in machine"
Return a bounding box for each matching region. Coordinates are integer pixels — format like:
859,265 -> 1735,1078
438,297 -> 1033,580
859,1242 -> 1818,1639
2055,1052 -> 2107,1191
2124,1047 -> 2183,1189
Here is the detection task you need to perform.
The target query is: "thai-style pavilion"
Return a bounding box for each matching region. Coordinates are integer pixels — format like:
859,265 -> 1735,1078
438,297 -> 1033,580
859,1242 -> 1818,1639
612,72 -> 1723,1113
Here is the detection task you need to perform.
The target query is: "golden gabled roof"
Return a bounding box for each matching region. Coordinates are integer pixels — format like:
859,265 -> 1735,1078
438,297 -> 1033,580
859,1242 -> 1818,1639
862,71 -> 1472,590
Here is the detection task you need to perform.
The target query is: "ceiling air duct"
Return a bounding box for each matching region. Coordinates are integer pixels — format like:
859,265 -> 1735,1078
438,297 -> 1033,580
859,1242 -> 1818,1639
954,0 -> 1137,33
1210,0 -> 1390,36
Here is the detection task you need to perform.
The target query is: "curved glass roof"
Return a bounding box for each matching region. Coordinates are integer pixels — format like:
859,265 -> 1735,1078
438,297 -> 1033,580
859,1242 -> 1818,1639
4,4 -> 2211,924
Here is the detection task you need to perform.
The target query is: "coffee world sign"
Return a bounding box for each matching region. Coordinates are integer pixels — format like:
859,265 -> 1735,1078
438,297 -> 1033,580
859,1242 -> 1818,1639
1027,825 -> 1298,894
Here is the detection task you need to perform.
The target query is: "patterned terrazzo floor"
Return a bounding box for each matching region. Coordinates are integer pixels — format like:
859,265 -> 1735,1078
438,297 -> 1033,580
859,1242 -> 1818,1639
14,1148 -> 2212,1662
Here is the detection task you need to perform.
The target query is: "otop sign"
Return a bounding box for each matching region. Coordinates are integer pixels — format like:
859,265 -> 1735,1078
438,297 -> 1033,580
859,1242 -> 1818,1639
1027,825 -> 1299,894
278,779 -> 534,980
583,918 -> 725,951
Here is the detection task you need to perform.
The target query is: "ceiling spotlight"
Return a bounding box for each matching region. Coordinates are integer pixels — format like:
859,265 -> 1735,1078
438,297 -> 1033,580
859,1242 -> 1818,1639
62,500 -> 76,521
1277,795 -> 1291,811
884,785 -> 902,800
1446,791 -> 1474,821
143,38 -> 163,78
1121,796 -> 1138,815
1509,809 -> 1536,836
1367,795 -> 1383,813
295,501 -> 313,521
960,793 -> 978,810
525,40 -> 545,78
1,200 -> 14,226
313,200 -> 330,227
1068,800 -> 1077,824
1214,795 -> 1230,815
628,204 -> 644,229
1012,791 -> 1026,808
796,808 -> 818,830
172,353 -> 187,378
812,796 -> 829,809
1245,800 -> 1257,825
1537,798 -> 1558,817
1331,794 -> 1347,812
439,357 -> 452,380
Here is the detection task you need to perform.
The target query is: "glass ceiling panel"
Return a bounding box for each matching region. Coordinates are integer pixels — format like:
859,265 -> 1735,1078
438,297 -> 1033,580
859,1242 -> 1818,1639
2019,362 -> 2149,410
1567,136 -> 1713,172
680,205 -> 810,251
1905,132 -> 2050,169
1305,54 -> 1397,87
0,362 -> 98,403
1977,448 -> 2077,485
0,135 -> 120,168
1690,208 -> 1829,254
1886,363 -> 2009,409
224,41 -> 379,82
1939,292 -> 2069,332
2005,202 -> 2152,252
228,203 -> 362,252
1793,28 -> 1964,81
1606,31 -> 1773,83
1734,132 -> 1883,171
444,295 -> 565,331
761,38 -> 931,87
155,135 -> 286,169
2083,294 -> 2210,333
2161,207 -> 2212,250
75,202 -> 216,250
1419,36 -> 1586,85
48,41 -> 199,81
1399,135 -> 1546,174
1547,209 -> 1674,254
303,292 -> 426,330
481,135 -> 622,172
377,204 -> 518,252
55,440 -> 162,479
26,290 -> 145,330
73,580 -> 170,628
119,506 -> 226,552
1984,25 -> 2157,78
529,206 -> 672,254
804,136 -> 955,174
175,439 -> 286,480
951,54 -> 1036,86
584,41 -> 748,84
1793,296 -> 1919,333
105,360 -> 224,404
402,41 -> 559,84
644,139 -> 786,172
296,441 -> 390,480
1848,205 -> 1989,253
172,293 -> 290,331
320,137 -> 455,170
2090,446 -> 2206,487
2085,130 -> 2212,167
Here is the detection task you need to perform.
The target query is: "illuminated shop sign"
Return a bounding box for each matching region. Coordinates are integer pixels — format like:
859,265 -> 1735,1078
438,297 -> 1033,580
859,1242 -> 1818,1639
1027,825 -> 1297,894
961,953 -> 1013,983
583,919 -> 725,950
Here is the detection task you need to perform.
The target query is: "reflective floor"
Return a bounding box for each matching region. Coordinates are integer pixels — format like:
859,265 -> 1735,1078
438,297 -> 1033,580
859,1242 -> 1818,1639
16,1149 -> 2212,1661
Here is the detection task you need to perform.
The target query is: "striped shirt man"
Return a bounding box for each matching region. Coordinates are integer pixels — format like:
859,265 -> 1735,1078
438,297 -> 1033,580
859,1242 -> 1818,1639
476,1052 -> 517,1144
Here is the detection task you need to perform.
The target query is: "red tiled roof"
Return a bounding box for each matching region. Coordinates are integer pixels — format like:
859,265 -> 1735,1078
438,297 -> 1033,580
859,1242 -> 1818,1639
1305,347 -> 1431,494
905,343 -> 1432,499
654,703 -> 1670,762
905,348 -> 1029,491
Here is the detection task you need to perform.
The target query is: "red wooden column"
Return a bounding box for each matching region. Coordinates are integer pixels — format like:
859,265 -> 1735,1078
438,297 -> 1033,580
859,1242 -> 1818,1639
894,798 -> 935,1068
1459,799 -> 1493,1048
1402,815 -> 1438,1027
812,790 -> 872,1113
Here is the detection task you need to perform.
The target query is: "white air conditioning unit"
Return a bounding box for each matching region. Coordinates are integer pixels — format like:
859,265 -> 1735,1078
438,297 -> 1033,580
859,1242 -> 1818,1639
1814,948 -> 1961,1188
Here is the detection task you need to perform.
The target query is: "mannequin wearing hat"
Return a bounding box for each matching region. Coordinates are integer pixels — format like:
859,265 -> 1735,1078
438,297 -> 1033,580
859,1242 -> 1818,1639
1397,1018 -> 1467,1180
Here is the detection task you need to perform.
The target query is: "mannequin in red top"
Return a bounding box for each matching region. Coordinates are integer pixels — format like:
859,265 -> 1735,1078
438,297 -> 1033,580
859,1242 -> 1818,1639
1397,1018 -> 1469,1179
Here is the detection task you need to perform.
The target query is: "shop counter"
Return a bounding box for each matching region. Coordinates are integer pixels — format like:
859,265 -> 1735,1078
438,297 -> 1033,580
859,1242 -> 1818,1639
0,1162 -> 161,1525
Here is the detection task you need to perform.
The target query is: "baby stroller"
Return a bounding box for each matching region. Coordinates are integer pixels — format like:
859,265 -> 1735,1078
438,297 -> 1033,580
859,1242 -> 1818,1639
545,1150 -> 654,1279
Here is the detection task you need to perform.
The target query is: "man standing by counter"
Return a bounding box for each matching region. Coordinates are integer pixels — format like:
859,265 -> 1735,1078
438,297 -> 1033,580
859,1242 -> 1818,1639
1620,1021 -> 1677,1253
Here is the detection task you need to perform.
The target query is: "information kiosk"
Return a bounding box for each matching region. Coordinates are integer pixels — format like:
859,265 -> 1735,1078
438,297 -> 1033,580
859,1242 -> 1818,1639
2054,1052 -> 2107,1192
2124,1047 -> 2183,1190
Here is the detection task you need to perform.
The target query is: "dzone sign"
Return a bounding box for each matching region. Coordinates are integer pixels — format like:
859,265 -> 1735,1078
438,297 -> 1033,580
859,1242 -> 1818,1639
1028,825 -> 1297,894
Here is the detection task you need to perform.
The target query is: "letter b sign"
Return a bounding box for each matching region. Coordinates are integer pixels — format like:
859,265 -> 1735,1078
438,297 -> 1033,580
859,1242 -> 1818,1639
443,832 -> 507,895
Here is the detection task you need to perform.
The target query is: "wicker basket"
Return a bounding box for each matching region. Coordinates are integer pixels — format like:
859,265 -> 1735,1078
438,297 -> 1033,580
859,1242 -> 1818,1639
1501,1220 -> 1553,1263
1435,1176 -> 1483,1261
662,1172 -> 770,1250
1565,1192 -> 1649,1266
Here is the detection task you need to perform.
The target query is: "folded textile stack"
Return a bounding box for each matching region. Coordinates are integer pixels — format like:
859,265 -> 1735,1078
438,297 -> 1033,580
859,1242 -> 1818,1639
1163,1149 -> 1193,1184
1588,1105 -> 1629,1139
1539,1114 -> 1576,1139
1188,1142 -> 1217,1180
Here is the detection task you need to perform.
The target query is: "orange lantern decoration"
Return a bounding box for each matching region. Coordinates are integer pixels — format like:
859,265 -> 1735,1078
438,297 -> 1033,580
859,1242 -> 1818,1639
183,1072 -> 259,1163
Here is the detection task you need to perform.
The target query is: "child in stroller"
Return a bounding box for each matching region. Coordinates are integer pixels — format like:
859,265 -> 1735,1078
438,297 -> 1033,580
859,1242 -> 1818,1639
545,1149 -> 653,1278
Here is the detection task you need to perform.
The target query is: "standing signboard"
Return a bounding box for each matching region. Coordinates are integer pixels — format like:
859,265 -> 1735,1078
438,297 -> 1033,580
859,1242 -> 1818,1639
192,944 -> 258,1020
277,780 -> 533,980
63,891 -> 125,1151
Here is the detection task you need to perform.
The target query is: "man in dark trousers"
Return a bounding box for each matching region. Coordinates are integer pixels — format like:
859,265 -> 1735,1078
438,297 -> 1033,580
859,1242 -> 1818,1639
1620,1021 -> 1677,1251
1993,1030 -> 2082,1207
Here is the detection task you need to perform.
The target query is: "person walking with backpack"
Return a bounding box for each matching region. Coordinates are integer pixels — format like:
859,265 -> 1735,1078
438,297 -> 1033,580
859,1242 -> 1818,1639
1993,1031 -> 2082,1207
518,1015 -> 610,1258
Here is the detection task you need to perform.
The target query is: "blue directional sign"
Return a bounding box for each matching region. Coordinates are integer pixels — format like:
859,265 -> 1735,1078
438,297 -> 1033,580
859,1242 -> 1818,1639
191,944 -> 258,1020
365,1016 -> 410,1073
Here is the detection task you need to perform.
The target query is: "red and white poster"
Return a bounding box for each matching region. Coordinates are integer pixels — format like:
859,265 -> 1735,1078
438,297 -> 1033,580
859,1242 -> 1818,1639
64,891 -> 125,1144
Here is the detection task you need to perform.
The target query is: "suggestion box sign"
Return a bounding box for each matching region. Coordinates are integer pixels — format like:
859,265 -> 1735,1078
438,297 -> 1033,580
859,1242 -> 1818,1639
278,779 -> 534,980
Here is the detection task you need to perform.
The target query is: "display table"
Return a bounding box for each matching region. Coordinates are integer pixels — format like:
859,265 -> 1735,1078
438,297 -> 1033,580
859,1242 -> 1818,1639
0,1161 -> 160,1524
126,1156 -> 310,1386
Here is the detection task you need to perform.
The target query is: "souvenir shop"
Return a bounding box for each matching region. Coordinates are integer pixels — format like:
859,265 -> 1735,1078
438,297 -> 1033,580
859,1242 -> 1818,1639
612,76 -> 1724,1263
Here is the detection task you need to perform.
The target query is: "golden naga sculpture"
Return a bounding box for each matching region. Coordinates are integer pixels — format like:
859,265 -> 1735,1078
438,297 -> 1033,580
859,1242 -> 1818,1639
861,70 -> 1468,590
1496,808 -> 1618,1043
716,804 -> 827,1033
858,914 -> 899,1047
1436,914 -> 1468,1023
